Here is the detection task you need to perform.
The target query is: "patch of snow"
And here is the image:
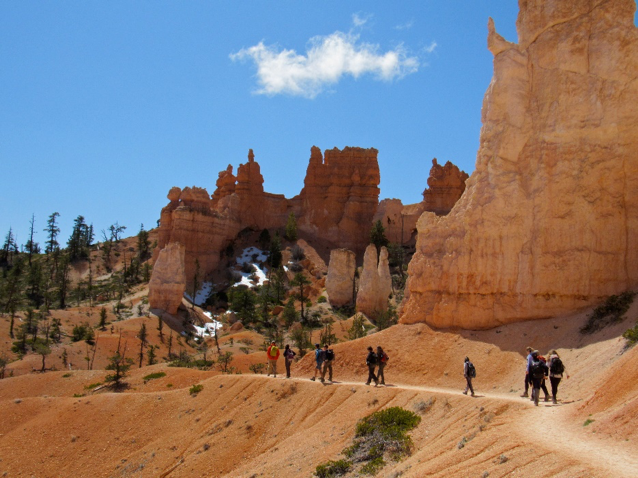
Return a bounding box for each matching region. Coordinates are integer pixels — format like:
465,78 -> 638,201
233,247 -> 269,288
236,246 -> 268,265
193,315 -> 223,338
184,281 -> 214,306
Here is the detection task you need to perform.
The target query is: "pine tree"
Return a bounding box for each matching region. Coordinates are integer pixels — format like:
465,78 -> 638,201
137,322 -> 148,367
268,234 -> 282,269
44,212 -> 60,255
137,224 -> 151,262
284,212 -> 298,241
370,220 -> 389,254
290,272 -> 311,324
99,307 -> 107,330
105,333 -> 134,387
26,214 -> 39,266
67,215 -> 91,261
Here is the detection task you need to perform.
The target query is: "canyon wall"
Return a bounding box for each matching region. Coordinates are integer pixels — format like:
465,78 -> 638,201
402,0 -> 638,329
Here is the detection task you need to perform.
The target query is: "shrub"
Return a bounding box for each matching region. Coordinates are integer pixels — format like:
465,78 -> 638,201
315,459 -> 351,478
190,384 -> 203,395
412,398 -> 435,414
143,372 -> 166,382
289,262 -> 303,273
580,291 -> 636,334
317,296 -> 327,304
84,382 -> 102,390
583,418 -> 595,426
249,363 -> 266,374
62,373 -> 72,378
622,322 -> 638,346
291,244 -> 305,261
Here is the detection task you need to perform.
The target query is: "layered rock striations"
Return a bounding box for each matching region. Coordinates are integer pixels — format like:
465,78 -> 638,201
356,245 -> 391,319
325,249 -> 357,307
148,242 -> 187,315
402,0 -> 638,329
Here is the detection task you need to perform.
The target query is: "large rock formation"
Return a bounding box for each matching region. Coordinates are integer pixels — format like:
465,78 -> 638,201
325,249 -> 357,307
357,245 -> 391,319
373,158 -> 468,245
148,242 -> 187,315
295,146 -> 381,252
402,0 -> 638,329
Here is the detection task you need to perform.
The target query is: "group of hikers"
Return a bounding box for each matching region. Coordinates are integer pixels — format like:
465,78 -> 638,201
265,342 -> 568,405
264,341 -> 389,385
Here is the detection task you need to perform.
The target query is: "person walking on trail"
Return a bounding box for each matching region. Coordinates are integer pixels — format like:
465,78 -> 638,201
463,356 -> 476,396
321,344 -> 335,382
376,346 -> 389,385
311,343 -> 325,382
266,341 -> 280,377
365,346 -> 379,386
529,350 -> 549,406
283,344 -> 296,379
548,349 -> 568,404
535,353 -> 551,402
521,346 -> 534,397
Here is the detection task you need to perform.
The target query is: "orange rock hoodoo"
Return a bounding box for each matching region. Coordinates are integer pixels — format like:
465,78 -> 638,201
402,0 -> 638,329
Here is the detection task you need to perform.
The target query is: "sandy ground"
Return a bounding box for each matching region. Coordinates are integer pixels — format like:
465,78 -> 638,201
0,303 -> 636,478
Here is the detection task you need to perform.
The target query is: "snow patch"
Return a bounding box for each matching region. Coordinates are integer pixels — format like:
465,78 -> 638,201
193,313 -> 223,337
233,247 -> 269,288
184,281 -> 214,306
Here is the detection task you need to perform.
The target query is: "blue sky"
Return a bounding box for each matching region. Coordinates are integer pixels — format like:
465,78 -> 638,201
0,1 -> 522,246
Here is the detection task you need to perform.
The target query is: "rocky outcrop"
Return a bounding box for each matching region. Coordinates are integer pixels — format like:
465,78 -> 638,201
326,249 -> 356,307
422,158 -> 469,216
373,159 -> 468,245
148,242 -> 187,315
402,0 -> 638,329
296,146 -> 380,252
356,245 -> 391,319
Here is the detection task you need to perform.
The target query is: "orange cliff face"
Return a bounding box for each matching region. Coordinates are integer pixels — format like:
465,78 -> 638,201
401,0 -> 638,329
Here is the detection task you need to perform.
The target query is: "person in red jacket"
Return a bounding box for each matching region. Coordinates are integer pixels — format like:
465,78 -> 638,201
266,341 -> 280,377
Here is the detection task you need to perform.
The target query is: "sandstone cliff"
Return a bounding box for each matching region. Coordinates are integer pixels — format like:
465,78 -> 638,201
402,0 -> 638,329
325,249 -> 357,307
357,245 -> 391,319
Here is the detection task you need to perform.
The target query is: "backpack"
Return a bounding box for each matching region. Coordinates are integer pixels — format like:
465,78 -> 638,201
316,349 -> 325,361
467,362 -> 476,378
367,352 -> 378,365
550,357 -> 564,375
325,349 -> 335,361
380,352 -> 389,363
268,346 -> 279,358
530,360 -> 546,379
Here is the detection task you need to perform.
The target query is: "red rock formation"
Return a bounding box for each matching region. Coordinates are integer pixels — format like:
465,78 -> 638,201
326,249 -> 357,307
356,245 -> 391,319
148,242 -> 186,315
402,0 -> 638,329
296,146 -> 380,252
422,158 -> 469,216
211,165 -> 236,205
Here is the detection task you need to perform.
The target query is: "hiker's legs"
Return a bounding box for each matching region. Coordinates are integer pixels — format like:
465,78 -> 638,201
522,373 -> 531,396
532,378 -> 541,406
465,377 -> 474,395
268,360 -> 277,376
550,376 -> 561,402
366,365 -> 377,384
321,360 -> 332,381
285,359 -> 292,378
377,363 -> 385,384
267,360 -> 274,375
541,379 -> 549,399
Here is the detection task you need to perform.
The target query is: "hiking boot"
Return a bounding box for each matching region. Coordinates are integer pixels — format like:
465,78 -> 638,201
552,398 -> 557,404
365,382 -> 370,386
310,377 -> 315,381
520,393 -> 528,398
471,393 -> 475,397
320,378 -> 324,383
462,391 -> 468,395
544,396 -> 549,402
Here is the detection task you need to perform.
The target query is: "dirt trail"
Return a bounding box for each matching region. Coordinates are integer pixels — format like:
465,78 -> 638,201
251,374 -> 638,478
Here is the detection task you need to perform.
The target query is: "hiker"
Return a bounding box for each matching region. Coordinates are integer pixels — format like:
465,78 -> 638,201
283,344 -> 296,379
376,346 -> 388,385
521,346 -> 534,397
529,350 -> 549,406
535,353 -> 551,402
266,341 -> 280,377
321,344 -> 335,382
462,356 -> 475,396
365,346 -> 379,386
310,343 -> 325,382
548,349 -> 568,404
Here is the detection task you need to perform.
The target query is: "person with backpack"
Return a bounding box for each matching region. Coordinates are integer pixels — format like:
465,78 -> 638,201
266,341 -> 280,377
521,346 -> 534,397
321,344 -> 335,382
535,353 -> 551,402
283,344 -> 296,379
376,346 -> 389,386
365,346 -> 379,386
463,356 -> 476,396
547,349 -> 568,404
310,343 -> 325,382
529,350 -> 549,406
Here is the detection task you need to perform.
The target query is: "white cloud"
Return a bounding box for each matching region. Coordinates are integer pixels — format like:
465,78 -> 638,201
395,20 -> 414,31
423,41 -> 438,54
230,31 -> 419,99
352,13 -> 371,28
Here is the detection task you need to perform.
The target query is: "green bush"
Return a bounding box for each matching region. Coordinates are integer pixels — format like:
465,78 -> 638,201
317,296 -> 327,304
143,372 -> 166,382
581,291 -> 635,334
623,322 -> 638,346
84,382 -> 102,390
315,459 -> 351,478
361,457 -> 385,475
189,384 -> 203,395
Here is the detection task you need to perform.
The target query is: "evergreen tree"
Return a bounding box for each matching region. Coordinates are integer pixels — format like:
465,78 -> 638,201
108,222 -> 126,242
67,215 -> 91,261
25,214 -> 40,266
281,298 -> 299,328
0,227 -> 18,268
370,220 -> 389,254
99,307 -> 107,330
1,259 -> 23,338
258,228 -> 271,250
137,322 -> 148,367
105,333 -> 133,387
147,345 -> 158,366
290,272 -> 311,324
33,342 -> 51,372
290,325 -> 312,357
284,212 -> 298,242
56,253 -> 71,309
44,212 -> 60,255
137,224 -> 151,261
270,266 -> 287,303
268,233 -> 282,269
